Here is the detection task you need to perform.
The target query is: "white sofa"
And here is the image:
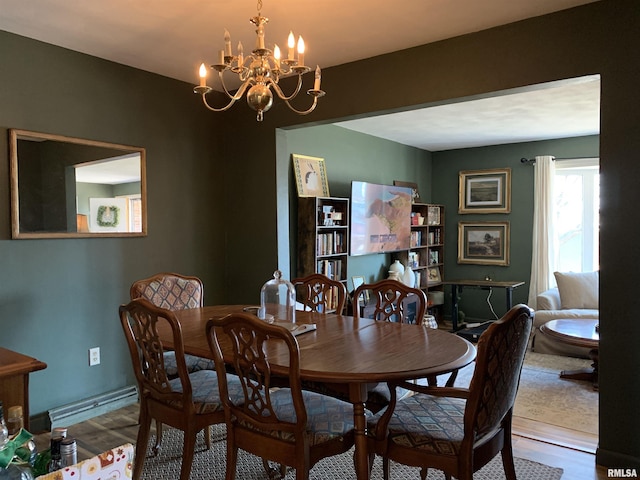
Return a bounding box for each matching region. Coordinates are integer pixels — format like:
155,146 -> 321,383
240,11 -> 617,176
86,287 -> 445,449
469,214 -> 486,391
531,271 -> 599,357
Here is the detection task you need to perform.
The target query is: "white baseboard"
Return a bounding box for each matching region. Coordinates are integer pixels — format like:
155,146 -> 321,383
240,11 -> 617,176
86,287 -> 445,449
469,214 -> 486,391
48,385 -> 138,429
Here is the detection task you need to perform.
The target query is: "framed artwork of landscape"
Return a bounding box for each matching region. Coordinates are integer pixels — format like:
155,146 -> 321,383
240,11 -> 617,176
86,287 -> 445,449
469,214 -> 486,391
458,168 -> 511,214
458,221 -> 510,266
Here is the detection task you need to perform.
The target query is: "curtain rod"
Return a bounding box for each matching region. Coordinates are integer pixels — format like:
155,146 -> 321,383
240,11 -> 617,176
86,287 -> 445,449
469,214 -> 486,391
520,156 -> 591,164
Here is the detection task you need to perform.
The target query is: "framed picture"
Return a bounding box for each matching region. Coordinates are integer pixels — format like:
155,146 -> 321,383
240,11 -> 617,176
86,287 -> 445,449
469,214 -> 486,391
292,154 -> 330,197
352,275 -> 370,306
393,180 -> 420,203
458,168 -> 511,214
427,267 -> 441,284
458,221 -> 510,266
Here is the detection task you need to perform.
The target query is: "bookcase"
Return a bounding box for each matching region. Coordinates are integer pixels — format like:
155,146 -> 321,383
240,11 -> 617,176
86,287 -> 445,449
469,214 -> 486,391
399,203 -> 445,315
297,196 -> 349,285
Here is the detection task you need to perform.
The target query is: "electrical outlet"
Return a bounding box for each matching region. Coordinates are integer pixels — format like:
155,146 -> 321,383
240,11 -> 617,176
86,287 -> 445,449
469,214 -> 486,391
89,347 -> 101,366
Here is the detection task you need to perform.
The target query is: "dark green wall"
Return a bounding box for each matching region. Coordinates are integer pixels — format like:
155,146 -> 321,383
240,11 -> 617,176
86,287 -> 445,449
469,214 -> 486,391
283,125 -> 599,321
433,135 -> 600,320
282,124 -> 431,287
0,30 -> 230,421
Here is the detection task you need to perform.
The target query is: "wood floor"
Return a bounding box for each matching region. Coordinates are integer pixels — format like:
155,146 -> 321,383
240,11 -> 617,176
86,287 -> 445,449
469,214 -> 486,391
33,402 -> 609,479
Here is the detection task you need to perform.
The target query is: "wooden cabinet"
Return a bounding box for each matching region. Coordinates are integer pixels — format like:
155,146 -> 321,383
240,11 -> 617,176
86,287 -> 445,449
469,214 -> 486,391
297,196 -> 349,285
0,348 -> 47,430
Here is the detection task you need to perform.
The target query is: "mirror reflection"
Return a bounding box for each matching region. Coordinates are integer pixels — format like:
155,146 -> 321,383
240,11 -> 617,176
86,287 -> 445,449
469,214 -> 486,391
10,129 -> 147,238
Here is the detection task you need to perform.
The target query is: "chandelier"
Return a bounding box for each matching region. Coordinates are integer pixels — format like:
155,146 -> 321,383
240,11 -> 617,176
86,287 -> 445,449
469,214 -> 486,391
193,0 -> 325,121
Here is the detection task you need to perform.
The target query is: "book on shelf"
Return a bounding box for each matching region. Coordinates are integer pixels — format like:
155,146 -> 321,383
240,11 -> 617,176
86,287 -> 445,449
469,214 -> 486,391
317,259 -> 343,281
316,232 -> 346,256
410,231 -> 422,247
408,251 -> 420,268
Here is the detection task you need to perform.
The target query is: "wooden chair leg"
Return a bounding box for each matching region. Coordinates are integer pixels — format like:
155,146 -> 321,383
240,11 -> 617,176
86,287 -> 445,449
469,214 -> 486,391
383,456 -> 390,480
501,431 -> 517,480
179,429 -> 197,480
204,426 -> 212,449
133,407 -> 152,480
153,420 -> 162,455
225,442 -> 238,480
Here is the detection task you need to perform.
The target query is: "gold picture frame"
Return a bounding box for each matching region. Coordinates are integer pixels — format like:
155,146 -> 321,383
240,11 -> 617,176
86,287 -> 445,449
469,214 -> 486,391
458,221 -> 510,266
458,168 -> 511,214
292,154 -> 330,197
427,267 -> 442,284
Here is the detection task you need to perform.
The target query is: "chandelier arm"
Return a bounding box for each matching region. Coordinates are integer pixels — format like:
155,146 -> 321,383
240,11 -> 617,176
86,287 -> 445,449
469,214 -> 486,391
200,94 -> 238,112
200,80 -> 253,112
281,95 -> 320,115
269,74 -> 304,101
219,73 -> 254,101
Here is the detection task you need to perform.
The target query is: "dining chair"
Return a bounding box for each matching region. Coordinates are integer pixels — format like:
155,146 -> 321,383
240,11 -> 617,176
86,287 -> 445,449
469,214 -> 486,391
353,279 -> 456,388
353,278 -> 427,324
205,312 -> 356,480
367,304 -> 533,480
119,298 -> 244,480
292,273 -> 347,314
129,272 -> 215,451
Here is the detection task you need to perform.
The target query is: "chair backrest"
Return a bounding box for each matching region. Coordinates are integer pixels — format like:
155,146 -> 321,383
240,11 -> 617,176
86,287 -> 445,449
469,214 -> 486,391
354,279 -> 427,324
130,272 -> 204,310
292,273 -> 347,314
206,312 -> 306,438
119,298 -> 194,412
464,304 -> 533,441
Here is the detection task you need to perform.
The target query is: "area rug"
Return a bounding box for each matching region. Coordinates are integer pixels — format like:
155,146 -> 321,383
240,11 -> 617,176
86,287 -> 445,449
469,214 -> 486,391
140,426 -> 563,480
454,350 -> 598,435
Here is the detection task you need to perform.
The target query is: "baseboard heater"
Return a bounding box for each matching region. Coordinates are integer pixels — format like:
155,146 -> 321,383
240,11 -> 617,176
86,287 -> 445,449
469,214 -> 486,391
48,385 -> 138,429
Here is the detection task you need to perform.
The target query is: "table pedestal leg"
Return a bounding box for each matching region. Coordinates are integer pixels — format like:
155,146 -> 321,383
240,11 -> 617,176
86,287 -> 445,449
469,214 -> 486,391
560,348 -> 599,391
350,383 -> 370,480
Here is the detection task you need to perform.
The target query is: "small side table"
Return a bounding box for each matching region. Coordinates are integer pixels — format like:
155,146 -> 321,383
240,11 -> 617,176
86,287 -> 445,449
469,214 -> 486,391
0,348 -> 47,430
540,319 -> 599,390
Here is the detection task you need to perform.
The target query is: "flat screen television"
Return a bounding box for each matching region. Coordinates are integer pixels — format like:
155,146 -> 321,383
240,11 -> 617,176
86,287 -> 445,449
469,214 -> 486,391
350,181 -> 413,256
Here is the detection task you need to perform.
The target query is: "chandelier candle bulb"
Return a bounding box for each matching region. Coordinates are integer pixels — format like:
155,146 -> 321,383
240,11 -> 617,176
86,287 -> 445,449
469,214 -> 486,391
314,65 -> 321,90
199,63 -> 207,87
297,36 -> 305,66
237,42 -> 244,68
224,29 -> 232,56
217,49 -> 225,65
273,44 -> 281,69
288,31 -> 295,60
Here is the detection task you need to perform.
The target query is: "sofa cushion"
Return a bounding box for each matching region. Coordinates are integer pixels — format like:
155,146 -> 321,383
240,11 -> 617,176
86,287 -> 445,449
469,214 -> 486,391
554,271 -> 599,309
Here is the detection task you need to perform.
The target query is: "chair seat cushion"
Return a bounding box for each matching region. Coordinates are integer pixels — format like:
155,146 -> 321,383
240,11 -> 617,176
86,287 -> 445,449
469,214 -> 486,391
237,388 -> 355,445
368,394 -> 467,455
169,370 -> 244,414
163,351 -> 215,378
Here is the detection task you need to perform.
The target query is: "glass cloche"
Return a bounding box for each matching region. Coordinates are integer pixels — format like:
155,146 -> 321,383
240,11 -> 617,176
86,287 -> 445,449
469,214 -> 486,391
259,270 -> 296,323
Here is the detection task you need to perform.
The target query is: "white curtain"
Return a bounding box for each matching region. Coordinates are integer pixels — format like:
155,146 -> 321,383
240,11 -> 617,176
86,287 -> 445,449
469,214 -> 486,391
527,155 -> 557,308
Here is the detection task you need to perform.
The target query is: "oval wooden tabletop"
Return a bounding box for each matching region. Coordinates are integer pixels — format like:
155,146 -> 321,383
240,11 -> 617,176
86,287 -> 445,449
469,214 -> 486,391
169,305 -> 477,384
540,318 -> 599,349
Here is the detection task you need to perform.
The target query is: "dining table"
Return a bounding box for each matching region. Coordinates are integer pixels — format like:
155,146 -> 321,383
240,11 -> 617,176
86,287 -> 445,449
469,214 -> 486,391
162,305 -> 477,480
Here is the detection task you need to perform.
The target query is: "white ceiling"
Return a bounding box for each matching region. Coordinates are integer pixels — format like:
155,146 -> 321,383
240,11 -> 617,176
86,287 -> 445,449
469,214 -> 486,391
0,0 -> 601,150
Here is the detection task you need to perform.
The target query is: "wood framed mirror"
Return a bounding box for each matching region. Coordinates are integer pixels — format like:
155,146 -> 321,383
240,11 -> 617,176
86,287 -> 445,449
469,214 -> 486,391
9,129 -> 147,239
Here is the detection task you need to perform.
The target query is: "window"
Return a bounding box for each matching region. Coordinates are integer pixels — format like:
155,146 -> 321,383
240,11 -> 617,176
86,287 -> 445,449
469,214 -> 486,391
554,158 -> 599,272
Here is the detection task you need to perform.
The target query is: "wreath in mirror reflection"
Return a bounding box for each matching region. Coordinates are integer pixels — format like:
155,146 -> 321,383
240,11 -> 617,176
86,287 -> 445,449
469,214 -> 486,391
97,205 -> 120,227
